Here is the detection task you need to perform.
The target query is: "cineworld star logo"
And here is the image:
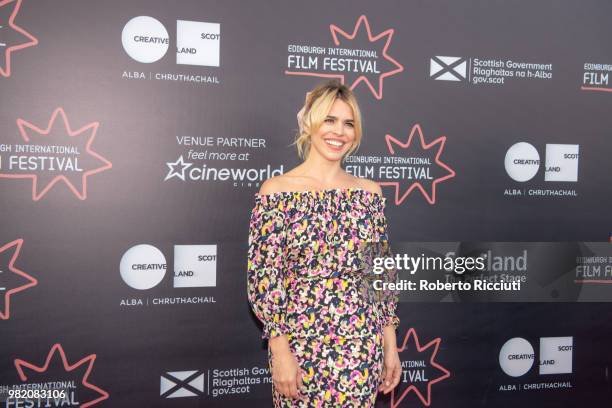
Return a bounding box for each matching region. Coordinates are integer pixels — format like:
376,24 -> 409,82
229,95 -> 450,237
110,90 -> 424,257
14,343 -> 109,407
165,155 -> 192,181
381,124 -> 455,205
0,107 -> 112,200
391,328 -> 450,407
0,0 -> 38,78
0,238 -> 36,320
285,15 -> 403,100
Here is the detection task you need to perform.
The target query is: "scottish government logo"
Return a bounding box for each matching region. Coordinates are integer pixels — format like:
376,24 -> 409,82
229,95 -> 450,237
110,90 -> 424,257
430,55 -> 552,86
159,365 -> 274,400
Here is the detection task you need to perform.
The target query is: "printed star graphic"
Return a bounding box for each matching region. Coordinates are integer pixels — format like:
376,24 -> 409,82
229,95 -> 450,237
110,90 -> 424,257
14,343 -> 109,407
0,239 -> 36,320
0,0 -> 38,78
391,328 -> 451,407
329,15 -> 404,99
285,15 -> 404,100
165,155 -> 192,181
381,124 -> 455,205
0,107 -> 112,201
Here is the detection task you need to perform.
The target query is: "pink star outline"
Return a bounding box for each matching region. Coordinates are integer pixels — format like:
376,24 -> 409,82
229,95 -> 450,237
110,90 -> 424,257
391,328 -> 451,407
380,124 -> 456,205
14,343 -> 110,407
285,15 -> 404,100
0,107 -> 113,201
0,238 -> 37,320
0,0 -> 38,78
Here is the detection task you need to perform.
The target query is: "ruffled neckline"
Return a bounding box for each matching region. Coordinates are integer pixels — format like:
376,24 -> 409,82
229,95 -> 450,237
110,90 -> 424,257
253,187 -> 386,210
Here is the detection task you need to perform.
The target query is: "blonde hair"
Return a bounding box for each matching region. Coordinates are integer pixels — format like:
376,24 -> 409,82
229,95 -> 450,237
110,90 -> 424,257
293,80 -> 362,161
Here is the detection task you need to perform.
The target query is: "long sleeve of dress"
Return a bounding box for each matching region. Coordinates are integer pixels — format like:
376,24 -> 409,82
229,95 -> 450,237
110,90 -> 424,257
247,197 -> 289,340
373,203 -> 400,329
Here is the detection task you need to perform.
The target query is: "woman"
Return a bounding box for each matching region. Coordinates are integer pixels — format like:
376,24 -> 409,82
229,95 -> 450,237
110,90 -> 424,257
247,80 -> 401,407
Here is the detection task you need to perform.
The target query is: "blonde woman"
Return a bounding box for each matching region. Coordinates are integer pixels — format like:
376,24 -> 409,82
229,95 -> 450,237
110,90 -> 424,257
247,80 -> 401,407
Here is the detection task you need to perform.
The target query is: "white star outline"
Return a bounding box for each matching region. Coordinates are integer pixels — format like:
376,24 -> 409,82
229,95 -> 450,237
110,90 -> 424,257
164,155 -> 192,181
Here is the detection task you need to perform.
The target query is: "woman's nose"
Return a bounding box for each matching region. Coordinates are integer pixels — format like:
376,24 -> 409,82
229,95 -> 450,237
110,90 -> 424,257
333,122 -> 344,136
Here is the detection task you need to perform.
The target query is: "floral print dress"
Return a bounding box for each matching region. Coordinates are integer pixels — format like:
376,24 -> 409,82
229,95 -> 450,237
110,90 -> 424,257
247,188 -> 400,407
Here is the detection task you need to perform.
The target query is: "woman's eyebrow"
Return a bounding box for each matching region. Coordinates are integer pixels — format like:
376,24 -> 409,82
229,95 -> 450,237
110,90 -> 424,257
326,115 -> 354,122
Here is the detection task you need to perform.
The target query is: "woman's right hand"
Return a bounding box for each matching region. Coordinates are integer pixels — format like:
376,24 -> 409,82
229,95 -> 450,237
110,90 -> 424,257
269,335 -> 303,399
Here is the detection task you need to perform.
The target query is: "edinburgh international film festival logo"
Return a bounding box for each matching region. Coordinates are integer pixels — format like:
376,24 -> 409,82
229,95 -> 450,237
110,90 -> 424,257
0,108 -> 112,200
0,238 -> 37,320
391,328 -> 450,407
1,343 -> 109,407
0,0 -> 38,78
121,15 -> 220,84
345,124 -> 455,205
285,15 -> 404,100
579,61 -> 612,93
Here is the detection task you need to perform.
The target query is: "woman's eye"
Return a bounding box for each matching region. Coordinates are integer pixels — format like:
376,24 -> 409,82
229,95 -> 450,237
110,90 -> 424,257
325,118 -> 334,124
346,122 -> 354,128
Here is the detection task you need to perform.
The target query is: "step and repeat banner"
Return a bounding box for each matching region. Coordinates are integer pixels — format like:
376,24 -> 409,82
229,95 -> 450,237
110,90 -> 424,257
1,0 -> 612,406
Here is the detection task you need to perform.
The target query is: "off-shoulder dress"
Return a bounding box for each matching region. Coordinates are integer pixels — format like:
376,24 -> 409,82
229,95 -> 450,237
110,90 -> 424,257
247,187 -> 400,407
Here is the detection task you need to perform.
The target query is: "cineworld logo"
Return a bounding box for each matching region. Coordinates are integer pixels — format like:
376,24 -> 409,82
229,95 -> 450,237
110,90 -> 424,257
164,155 -> 283,184
504,142 -> 579,182
499,336 -> 573,377
121,16 -> 220,66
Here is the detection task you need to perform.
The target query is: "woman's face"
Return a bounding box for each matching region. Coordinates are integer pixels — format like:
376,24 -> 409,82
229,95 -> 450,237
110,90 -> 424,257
309,98 -> 356,162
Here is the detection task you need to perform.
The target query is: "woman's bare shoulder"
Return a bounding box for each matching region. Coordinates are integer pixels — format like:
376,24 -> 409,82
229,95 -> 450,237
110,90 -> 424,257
258,176 -> 290,195
352,176 -> 382,195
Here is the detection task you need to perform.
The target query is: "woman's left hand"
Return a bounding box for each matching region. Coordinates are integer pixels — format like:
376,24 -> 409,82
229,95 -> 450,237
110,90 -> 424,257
379,328 -> 402,394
